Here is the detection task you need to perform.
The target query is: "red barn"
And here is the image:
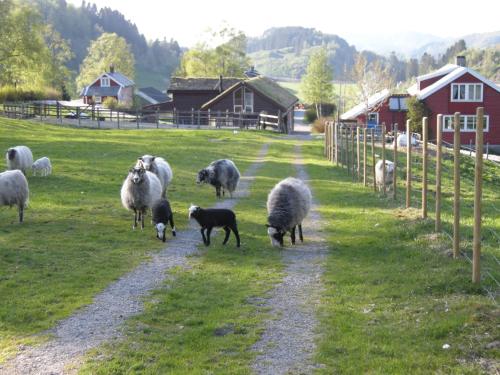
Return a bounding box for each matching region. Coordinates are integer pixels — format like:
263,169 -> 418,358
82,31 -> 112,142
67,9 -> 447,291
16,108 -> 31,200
80,66 -> 134,107
409,56 -> 500,150
340,89 -> 409,131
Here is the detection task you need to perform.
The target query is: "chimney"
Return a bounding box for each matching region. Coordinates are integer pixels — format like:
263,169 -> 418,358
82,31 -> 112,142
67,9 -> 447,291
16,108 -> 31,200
109,64 -> 115,73
456,56 -> 466,67
219,75 -> 223,93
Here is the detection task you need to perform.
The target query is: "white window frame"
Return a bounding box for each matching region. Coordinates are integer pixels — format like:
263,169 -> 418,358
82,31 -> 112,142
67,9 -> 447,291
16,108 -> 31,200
450,83 -> 483,102
94,95 -> 102,104
100,77 -> 110,87
244,89 -> 254,113
442,114 -> 489,133
367,112 -> 379,125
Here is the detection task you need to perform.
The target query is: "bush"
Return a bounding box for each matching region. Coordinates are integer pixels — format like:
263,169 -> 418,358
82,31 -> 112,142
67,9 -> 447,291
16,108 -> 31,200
103,97 -> 118,110
407,96 -> 430,134
0,86 -> 61,103
312,116 -> 334,134
304,107 -> 317,123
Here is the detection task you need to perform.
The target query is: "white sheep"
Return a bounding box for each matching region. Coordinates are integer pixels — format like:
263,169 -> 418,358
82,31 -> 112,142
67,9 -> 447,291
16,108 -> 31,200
6,146 -> 33,175
0,170 -> 29,222
375,160 -> 395,192
121,164 -> 162,229
266,177 -> 312,247
395,133 -> 418,148
137,155 -> 173,198
32,157 -> 52,177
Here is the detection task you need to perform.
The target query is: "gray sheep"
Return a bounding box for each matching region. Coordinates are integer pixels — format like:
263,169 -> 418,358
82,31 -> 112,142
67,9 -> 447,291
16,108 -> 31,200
197,159 -> 240,198
375,160 -> 394,192
0,170 -> 29,222
137,155 -> 173,198
266,177 -> 312,247
6,146 -> 33,175
32,157 -> 52,177
121,164 -> 162,229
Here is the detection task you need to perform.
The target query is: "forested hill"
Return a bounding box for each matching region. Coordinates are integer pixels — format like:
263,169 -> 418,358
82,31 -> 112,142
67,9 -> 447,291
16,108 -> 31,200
29,0 -> 182,89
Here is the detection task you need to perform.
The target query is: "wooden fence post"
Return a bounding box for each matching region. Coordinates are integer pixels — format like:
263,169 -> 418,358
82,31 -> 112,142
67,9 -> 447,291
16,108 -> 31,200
117,110 -> 120,129
453,112 -> 461,259
207,109 -> 211,128
356,127 -> 361,181
382,123 -> 386,196
435,115 -> 443,232
335,123 -> 339,166
363,127 -> 367,186
331,123 -> 335,162
422,117 -> 428,218
324,122 -> 328,157
469,139 -> 473,156
393,123 -> 398,199
371,128 -> 376,191
406,119 -> 411,208
472,107 -> 484,284
136,109 -> 139,129
346,127 -> 350,174
486,142 -> 489,160
156,108 -> 159,128
97,108 -> 101,129
351,127 -> 355,179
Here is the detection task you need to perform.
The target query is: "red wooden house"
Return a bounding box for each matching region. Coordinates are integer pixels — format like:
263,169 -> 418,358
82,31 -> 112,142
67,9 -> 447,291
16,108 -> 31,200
340,89 -> 409,131
80,66 -> 135,107
408,56 -> 500,150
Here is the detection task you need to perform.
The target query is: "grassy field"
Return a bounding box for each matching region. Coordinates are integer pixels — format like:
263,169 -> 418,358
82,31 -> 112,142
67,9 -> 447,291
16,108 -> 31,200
1,120 -> 498,373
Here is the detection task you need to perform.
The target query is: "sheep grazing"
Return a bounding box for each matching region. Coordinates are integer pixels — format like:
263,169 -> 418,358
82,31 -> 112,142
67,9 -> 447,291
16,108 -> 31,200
266,177 -> 312,247
196,159 -> 240,199
32,157 -> 52,177
375,160 -> 395,192
137,155 -> 173,198
188,205 -> 240,247
395,133 -> 418,148
0,170 -> 29,223
6,146 -> 33,175
152,198 -> 176,242
120,164 -> 162,229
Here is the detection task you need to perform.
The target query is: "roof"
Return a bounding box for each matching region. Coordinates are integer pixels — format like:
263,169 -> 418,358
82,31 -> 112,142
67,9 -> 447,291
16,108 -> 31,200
81,86 -> 120,97
412,66 -> 500,100
106,72 -> 134,87
168,77 -> 241,92
136,87 -> 169,104
340,89 -> 390,120
416,64 -> 459,83
200,76 -> 298,111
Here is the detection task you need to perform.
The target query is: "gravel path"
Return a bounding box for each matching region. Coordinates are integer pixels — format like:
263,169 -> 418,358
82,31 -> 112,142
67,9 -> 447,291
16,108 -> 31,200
252,142 -> 329,375
1,144 -> 269,375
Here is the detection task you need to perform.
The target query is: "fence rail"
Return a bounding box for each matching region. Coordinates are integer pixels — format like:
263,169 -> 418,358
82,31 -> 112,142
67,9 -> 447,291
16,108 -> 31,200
1,102 -> 289,132
324,109 -> 499,304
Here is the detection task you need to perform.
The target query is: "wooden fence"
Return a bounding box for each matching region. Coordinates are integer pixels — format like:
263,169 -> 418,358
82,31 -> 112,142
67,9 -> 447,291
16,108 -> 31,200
1,102 -> 289,133
324,108 -> 499,302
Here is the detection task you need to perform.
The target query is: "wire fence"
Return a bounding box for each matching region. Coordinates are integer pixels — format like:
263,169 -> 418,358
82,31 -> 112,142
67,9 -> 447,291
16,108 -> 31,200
324,108 -> 499,304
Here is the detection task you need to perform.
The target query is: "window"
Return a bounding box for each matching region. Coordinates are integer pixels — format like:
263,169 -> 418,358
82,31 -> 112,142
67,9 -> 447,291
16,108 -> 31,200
244,90 -> 254,113
100,77 -> 110,87
367,112 -> 379,125
389,97 -> 408,111
234,87 -> 254,112
451,83 -> 483,102
94,95 -> 102,104
442,114 -> 489,132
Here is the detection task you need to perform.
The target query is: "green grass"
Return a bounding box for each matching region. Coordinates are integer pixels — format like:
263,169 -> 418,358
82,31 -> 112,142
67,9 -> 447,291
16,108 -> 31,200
0,118 -> 271,362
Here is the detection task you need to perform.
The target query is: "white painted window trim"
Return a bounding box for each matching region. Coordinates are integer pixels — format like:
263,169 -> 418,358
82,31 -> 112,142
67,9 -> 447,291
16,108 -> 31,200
94,95 -> 102,104
442,114 -> 489,133
244,89 -> 254,113
368,112 -> 379,125
450,83 -> 483,102
100,77 -> 110,87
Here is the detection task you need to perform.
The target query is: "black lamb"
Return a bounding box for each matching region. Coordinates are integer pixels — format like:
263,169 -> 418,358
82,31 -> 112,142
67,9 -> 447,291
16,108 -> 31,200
188,205 -> 240,247
152,199 -> 176,242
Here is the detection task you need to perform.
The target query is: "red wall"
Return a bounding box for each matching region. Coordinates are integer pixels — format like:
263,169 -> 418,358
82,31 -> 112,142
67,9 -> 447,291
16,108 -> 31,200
423,72 -> 500,146
419,74 -> 447,90
90,76 -> 119,88
356,98 -> 408,131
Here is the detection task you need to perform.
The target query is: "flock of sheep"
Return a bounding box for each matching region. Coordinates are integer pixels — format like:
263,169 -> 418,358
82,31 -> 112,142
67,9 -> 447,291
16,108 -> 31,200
2,143 -> 314,247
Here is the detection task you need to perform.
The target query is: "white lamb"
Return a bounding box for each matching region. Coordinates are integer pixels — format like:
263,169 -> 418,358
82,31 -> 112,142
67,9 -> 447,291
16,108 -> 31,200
375,160 -> 395,192
32,157 -> 52,177
6,146 -> 33,175
137,155 -> 173,198
0,170 -> 29,222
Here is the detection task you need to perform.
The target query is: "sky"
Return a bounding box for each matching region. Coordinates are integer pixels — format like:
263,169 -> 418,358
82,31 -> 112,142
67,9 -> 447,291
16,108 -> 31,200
67,0 -> 499,47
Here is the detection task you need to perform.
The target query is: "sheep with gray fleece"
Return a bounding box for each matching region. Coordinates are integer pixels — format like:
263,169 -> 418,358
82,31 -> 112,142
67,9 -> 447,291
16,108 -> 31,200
6,146 -> 33,175
0,170 -> 29,223
32,157 -> 52,177
375,160 -> 395,192
137,155 -> 173,198
266,177 -> 312,247
197,159 -> 240,198
121,164 -> 162,229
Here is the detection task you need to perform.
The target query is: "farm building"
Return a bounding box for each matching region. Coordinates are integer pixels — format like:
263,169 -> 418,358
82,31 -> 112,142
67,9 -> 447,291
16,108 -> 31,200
80,66 -> 134,107
340,89 -> 409,130
408,56 -> 500,150
135,87 -> 170,107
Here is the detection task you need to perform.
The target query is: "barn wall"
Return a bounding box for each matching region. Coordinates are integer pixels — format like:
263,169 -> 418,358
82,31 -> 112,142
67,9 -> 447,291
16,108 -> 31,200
171,91 -> 218,111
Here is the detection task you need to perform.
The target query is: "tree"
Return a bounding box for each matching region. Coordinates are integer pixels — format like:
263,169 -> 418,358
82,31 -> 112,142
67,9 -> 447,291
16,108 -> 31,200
351,54 -> 394,126
300,48 -> 333,118
406,96 -> 430,134
176,27 -> 250,78
76,33 -> 135,90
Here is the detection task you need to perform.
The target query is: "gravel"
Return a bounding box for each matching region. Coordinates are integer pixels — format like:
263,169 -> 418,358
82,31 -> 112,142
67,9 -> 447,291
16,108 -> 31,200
252,142 -> 328,375
0,144 -> 269,375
